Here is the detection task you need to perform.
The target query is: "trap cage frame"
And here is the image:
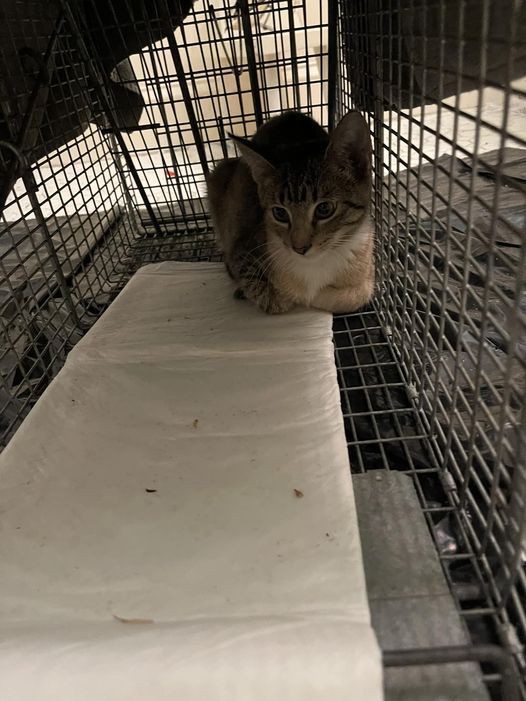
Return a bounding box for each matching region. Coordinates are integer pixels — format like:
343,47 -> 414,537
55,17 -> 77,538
0,0 -> 525,698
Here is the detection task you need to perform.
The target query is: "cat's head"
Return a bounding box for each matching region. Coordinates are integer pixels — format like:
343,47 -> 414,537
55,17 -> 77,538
229,111 -> 371,257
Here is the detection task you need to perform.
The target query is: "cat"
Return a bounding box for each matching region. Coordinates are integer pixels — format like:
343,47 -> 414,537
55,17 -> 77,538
206,110 -> 374,314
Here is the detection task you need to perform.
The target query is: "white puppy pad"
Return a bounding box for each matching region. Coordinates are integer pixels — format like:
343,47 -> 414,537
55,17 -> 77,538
0,262 -> 382,700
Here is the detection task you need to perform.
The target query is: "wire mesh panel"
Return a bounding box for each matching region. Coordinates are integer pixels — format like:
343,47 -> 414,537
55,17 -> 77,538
78,0 -> 332,260
0,0 -> 525,698
0,5 -> 139,445
341,0 -> 526,696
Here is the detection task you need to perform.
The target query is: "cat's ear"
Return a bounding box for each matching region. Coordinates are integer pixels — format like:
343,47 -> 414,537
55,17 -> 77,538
326,111 -> 371,180
228,133 -> 276,183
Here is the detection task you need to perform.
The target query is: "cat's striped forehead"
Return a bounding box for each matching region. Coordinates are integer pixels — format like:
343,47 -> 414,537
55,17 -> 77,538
276,160 -> 322,204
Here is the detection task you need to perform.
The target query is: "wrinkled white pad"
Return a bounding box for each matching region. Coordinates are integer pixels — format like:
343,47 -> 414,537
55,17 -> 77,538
0,262 -> 382,700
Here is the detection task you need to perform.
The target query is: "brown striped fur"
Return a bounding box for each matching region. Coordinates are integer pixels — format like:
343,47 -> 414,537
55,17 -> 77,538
206,111 -> 374,314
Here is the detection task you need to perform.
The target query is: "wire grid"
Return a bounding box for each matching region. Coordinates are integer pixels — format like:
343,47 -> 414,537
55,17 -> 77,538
0,9 -> 138,446
340,0 -> 526,696
80,0 -> 331,235
0,0 -> 525,698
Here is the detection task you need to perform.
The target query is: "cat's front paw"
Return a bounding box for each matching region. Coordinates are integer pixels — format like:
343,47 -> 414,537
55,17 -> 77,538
241,279 -> 294,314
257,287 -> 293,314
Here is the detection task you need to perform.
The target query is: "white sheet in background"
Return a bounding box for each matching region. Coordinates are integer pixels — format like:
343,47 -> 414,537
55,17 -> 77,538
0,262 -> 383,700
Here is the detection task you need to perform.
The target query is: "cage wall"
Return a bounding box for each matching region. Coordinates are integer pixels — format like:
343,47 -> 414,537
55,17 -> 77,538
0,0 -> 525,697
341,0 -> 526,694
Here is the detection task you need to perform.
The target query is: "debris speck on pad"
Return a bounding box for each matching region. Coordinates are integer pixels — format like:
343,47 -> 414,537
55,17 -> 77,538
293,489 -> 304,498
192,419 -> 199,429
113,614 -> 154,625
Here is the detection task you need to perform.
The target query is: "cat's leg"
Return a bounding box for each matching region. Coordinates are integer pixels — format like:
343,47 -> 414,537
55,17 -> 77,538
250,281 -> 295,314
233,287 -> 246,300
228,246 -> 294,314
240,264 -> 293,313
310,281 -> 374,314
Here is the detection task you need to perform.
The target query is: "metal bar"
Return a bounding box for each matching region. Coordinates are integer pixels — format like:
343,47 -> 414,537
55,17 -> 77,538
0,140 -> 88,327
100,123 -> 162,134
383,645 -> 519,701
146,43 -> 189,220
327,0 -> 338,130
238,0 -> 264,127
478,0 -> 523,561
286,1 -> 301,111
108,134 -> 142,239
22,171 -> 82,329
0,15 -> 64,217
159,1 -> 209,176
499,402 -> 526,608
58,0 -> 164,237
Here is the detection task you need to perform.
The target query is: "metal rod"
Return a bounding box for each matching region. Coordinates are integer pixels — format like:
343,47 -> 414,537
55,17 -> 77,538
286,1 -> 301,111
108,134 -> 142,240
327,0 -> 338,130
100,123 -> 161,134
22,171 -> 83,329
159,1 -> 209,176
238,0 -> 263,127
384,645 -> 519,701
499,403 -> 526,607
0,15 -> 64,217
58,0 -> 164,237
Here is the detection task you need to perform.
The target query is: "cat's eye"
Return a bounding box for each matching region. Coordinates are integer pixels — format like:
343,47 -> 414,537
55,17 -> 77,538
314,201 -> 336,220
272,206 -> 290,224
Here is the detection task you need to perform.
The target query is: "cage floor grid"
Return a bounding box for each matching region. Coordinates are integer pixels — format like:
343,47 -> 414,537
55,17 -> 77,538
333,304 -> 514,699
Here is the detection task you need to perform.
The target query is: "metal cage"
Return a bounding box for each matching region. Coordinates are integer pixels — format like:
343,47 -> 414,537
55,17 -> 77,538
0,1 -> 525,698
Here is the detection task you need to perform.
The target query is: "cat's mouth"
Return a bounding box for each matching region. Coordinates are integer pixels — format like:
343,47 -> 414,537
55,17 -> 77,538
292,244 -> 312,256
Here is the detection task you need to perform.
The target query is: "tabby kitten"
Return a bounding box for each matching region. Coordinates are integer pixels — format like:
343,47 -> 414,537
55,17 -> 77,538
206,110 -> 374,314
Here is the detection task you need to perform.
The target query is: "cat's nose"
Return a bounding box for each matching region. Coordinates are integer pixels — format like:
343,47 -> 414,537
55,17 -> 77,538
293,244 -> 311,255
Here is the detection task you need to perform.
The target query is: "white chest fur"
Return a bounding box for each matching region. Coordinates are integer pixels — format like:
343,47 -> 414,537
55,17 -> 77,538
287,247 -> 351,301
269,217 -> 372,303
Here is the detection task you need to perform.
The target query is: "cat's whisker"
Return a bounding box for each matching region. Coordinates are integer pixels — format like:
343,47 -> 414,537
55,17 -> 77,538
249,251 -> 279,289
250,248 -> 283,290
237,242 -> 272,272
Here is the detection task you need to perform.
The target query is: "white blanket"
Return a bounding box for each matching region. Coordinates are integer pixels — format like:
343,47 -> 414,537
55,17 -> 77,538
0,262 -> 382,700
